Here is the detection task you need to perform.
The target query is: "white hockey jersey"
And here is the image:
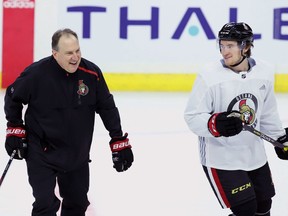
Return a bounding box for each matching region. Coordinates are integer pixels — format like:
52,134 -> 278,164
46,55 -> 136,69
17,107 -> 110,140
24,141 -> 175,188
184,58 -> 285,171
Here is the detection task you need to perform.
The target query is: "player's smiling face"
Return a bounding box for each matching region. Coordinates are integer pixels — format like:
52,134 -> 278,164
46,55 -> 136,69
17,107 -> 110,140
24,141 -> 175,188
52,34 -> 81,73
219,40 -> 242,66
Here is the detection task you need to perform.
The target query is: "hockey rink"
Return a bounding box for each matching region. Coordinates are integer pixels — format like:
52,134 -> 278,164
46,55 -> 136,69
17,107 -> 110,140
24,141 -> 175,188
0,90 -> 288,216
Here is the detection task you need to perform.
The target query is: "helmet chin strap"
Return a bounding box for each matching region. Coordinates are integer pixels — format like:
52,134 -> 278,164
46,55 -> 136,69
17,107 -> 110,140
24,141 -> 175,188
229,56 -> 246,67
229,49 -> 247,67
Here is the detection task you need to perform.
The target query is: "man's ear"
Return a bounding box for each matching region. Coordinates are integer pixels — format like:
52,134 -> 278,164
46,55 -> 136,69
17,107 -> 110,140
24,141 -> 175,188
52,49 -> 57,58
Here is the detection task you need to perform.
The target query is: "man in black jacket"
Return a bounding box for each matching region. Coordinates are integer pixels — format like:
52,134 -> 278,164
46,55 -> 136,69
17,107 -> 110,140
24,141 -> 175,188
4,28 -> 134,216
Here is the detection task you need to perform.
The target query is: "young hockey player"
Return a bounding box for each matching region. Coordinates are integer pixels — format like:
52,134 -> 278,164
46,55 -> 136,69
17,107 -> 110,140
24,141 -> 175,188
184,22 -> 288,216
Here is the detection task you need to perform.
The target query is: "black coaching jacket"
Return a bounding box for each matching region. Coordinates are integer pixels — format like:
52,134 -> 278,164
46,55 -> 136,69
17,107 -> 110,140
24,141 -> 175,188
4,56 -> 123,171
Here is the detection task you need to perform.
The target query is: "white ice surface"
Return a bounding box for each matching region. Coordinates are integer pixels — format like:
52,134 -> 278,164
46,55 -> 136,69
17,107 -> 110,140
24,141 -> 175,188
0,91 -> 287,216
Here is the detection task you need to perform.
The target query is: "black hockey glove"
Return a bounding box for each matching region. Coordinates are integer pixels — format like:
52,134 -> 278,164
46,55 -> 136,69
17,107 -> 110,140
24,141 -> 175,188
109,133 -> 134,172
208,111 -> 243,137
274,128 -> 288,160
5,125 -> 27,160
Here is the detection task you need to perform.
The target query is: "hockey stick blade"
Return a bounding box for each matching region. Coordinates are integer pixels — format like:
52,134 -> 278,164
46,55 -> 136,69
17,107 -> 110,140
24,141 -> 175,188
243,124 -> 287,150
0,150 -> 16,187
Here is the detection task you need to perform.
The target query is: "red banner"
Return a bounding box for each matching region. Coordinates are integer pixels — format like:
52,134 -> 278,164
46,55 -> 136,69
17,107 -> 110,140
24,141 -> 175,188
2,0 -> 35,88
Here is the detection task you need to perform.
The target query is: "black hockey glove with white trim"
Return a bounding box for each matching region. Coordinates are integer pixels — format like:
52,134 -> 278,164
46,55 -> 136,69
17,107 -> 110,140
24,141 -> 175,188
208,111 -> 243,137
5,125 -> 27,160
109,133 -> 134,172
275,128 -> 288,160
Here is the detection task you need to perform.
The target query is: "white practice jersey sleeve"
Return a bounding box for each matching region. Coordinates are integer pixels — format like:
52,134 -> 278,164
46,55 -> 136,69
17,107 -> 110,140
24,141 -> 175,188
184,58 -> 285,171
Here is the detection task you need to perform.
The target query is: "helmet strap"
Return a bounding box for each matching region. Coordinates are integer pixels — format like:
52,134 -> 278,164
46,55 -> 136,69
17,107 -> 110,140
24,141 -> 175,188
230,56 -> 246,67
229,47 -> 247,67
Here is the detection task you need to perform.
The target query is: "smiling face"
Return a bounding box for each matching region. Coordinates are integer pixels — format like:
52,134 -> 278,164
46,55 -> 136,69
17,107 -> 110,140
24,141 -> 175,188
219,40 -> 252,72
219,40 -> 244,66
52,34 -> 81,73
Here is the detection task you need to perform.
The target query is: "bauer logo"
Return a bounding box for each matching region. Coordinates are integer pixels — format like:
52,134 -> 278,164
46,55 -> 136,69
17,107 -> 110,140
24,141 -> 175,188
3,0 -> 34,9
112,141 -> 130,150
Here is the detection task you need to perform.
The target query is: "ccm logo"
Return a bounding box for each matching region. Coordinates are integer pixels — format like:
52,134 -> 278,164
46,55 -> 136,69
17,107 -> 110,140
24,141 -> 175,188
231,182 -> 252,194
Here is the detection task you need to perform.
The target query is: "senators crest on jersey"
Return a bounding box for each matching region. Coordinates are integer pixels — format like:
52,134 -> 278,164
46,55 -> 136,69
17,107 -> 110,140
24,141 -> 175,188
228,93 -> 258,128
77,80 -> 89,96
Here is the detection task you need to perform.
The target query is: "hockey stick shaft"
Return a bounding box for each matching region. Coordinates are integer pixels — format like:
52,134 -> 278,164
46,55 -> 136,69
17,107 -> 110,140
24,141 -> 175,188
243,124 -> 288,150
227,112 -> 287,150
0,150 -> 16,187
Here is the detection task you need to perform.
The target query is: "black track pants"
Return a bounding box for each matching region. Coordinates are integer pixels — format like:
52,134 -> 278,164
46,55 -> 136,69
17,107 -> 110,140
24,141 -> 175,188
27,159 -> 90,216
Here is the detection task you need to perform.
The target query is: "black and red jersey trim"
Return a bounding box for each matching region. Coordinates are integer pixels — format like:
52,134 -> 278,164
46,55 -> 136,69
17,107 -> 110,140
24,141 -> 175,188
78,66 -> 99,80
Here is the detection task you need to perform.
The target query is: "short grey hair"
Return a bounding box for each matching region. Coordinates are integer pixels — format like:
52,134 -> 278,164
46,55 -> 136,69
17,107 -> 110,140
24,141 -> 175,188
51,28 -> 78,51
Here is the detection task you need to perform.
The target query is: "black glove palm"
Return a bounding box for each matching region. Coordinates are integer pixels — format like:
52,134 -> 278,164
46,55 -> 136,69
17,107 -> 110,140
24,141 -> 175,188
110,133 -> 134,172
275,128 -> 288,160
208,111 -> 243,137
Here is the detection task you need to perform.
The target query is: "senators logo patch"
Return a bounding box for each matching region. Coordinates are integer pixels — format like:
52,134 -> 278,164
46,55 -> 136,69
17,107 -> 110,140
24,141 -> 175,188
228,93 -> 258,128
77,80 -> 89,96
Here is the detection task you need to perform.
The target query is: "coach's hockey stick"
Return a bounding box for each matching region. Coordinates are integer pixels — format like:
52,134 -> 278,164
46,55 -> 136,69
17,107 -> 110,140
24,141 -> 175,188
0,150 -> 16,187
